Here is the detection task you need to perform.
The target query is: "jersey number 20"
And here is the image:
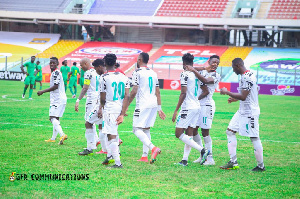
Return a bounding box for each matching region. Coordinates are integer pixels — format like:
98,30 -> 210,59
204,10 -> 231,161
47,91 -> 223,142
112,82 -> 125,100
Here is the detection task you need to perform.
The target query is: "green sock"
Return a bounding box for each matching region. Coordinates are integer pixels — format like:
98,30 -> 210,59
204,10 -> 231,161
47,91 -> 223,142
65,85 -> 67,92
74,87 -> 77,95
40,86 -> 42,90
69,87 -> 74,95
29,89 -> 33,98
23,87 -> 28,95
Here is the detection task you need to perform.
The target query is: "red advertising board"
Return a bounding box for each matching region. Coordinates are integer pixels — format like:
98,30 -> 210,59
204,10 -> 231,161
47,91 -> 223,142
163,79 -> 181,90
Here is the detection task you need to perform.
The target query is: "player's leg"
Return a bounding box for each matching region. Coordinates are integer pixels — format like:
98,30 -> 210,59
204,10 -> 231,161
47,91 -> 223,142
96,124 -> 107,154
107,134 -> 122,168
33,78 -> 37,89
179,128 -> 193,166
69,77 -> 75,96
28,77 -> 35,99
202,129 -> 215,165
23,77 -> 30,98
39,80 -> 42,90
92,124 -> 98,150
49,116 -> 66,143
78,121 -> 94,155
64,79 -> 67,92
139,128 -> 151,162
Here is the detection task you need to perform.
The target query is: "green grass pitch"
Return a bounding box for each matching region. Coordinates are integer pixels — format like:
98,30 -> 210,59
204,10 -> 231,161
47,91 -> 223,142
0,80 -> 299,198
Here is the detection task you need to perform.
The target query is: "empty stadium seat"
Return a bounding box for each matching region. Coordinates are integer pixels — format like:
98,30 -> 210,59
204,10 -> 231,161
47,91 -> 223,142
267,0 -> 300,19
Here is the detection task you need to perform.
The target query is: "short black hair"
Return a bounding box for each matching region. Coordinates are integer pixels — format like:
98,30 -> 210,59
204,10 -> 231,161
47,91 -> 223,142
115,63 -> 120,68
104,53 -> 117,67
209,55 -> 220,60
182,53 -> 194,65
50,57 -> 58,63
92,59 -> 104,67
232,58 -> 244,66
31,56 -> 36,58
140,52 -> 149,64
73,62 -> 77,66
62,61 -> 65,65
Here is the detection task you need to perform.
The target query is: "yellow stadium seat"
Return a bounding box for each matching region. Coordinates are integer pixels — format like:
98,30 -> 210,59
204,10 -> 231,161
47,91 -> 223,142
219,46 -> 253,67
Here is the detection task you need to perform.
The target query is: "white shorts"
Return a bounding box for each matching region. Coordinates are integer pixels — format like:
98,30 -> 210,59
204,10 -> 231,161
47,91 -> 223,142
102,112 -> 119,136
133,107 -> 157,128
176,108 -> 200,129
49,104 -> 66,118
197,103 -> 216,129
228,111 -> 259,137
87,103 -> 103,125
85,99 -> 97,121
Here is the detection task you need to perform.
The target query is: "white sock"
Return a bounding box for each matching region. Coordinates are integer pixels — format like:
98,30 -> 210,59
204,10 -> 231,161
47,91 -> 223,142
182,136 -> 192,161
179,134 -> 203,152
93,124 -> 98,149
203,135 -> 213,156
85,128 -> 94,151
105,135 -> 111,156
193,133 -> 203,148
251,137 -> 264,168
109,139 -> 121,166
51,126 -> 58,140
226,130 -> 237,162
134,128 -> 154,151
98,129 -> 107,152
142,129 -> 151,157
51,118 -> 64,137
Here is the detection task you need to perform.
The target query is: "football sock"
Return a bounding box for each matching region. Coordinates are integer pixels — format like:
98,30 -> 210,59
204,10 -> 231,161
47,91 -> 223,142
93,124 -> 98,149
193,133 -> 203,148
105,135 -> 111,156
51,118 -> 64,137
203,135 -> 212,156
251,137 -> 264,168
40,86 -> 42,90
98,129 -> 107,152
179,134 -> 203,152
109,139 -> 121,166
51,126 -> 58,140
29,89 -> 33,98
134,128 -> 154,151
74,87 -> 77,95
226,130 -> 237,162
85,128 -> 94,151
182,136 -> 192,161
142,129 -> 151,157
69,86 -> 74,95
23,87 -> 28,95
64,85 -> 67,92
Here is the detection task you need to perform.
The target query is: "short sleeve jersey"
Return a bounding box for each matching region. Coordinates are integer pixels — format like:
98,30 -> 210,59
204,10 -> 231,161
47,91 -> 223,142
50,69 -> 67,105
60,66 -> 70,79
198,70 -> 221,105
84,68 -> 100,102
180,71 -> 200,110
132,67 -> 159,109
100,71 -> 130,114
238,70 -> 260,116
36,65 -> 42,77
24,62 -> 36,77
71,66 -> 80,78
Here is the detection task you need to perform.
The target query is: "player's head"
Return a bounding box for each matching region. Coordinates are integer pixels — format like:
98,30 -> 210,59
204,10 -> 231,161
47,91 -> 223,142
208,55 -> 220,72
73,62 -> 77,66
31,56 -> 36,62
232,58 -> 245,75
137,52 -> 149,68
104,53 -> 117,70
36,61 -> 40,65
92,59 -> 105,75
182,53 -> 194,69
80,58 -> 91,71
115,63 -> 120,69
63,60 -> 67,66
50,57 -> 59,71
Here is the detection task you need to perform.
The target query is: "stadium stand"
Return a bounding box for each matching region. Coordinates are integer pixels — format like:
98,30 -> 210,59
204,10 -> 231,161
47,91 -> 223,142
219,46 -> 253,67
267,0 -> 300,19
156,0 -> 229,18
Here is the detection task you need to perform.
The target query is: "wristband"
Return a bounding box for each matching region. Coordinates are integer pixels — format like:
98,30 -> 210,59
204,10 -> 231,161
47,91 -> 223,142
157,105 -> 162,111
76,99 -> 80,103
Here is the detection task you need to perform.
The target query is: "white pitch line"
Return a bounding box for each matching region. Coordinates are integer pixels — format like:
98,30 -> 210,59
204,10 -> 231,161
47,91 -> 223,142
0,122 -> 299,144
2,95 -> 7,98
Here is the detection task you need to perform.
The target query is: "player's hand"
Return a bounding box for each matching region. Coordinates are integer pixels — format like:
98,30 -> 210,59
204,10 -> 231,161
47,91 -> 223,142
158,110 -> 166,120
26,72 -> 29,76
172,111 -> 178,123
185,65 -> 196,72
75,102 -> 79,112
116,115 -> 124,125
37,91 -> 44,96
124,107 -> 129,117
97,108 -> 103,118
220,88 -> 228,95
228,97 -> 238,104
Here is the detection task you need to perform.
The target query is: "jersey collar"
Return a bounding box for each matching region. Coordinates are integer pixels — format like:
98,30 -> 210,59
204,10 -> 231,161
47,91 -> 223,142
243,70 -> 250,74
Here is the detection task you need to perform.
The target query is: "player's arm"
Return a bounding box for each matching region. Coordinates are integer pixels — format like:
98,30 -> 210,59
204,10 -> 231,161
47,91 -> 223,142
34,66 -> 40,76
20,64 -> 28,75
220,88 -> 250,101
128,85 -> 138,105
193,66 -> 206,71
155,86 -> 166,120
116,87 -> 130,125
185,65 -> 214,84
75,79 -> 90,112
37,85 -> 58,96
172,86 -> 187,122
198,85 -> 209,100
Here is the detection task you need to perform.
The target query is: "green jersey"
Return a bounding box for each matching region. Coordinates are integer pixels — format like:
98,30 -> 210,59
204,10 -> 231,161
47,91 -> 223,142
80,69 -> 85,79
36,65 -> 42,77
71,66 -> 80,78
24,62 -> 36,77
60,65 -> 70,79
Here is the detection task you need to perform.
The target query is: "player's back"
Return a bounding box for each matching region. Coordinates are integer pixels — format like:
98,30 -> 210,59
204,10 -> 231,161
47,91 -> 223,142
198,70 -> 221,105
50,69 -> 67,104
101,71 -> 129,114
133,67 -> 158,109
71,66 -> 79,77
180,70 -> 200,110
85,68 -> 100,101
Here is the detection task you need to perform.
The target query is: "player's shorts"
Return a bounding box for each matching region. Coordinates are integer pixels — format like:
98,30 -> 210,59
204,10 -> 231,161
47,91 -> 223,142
49,103 -> 66,117
176,108 -> 200,129
85,99 -> 97,121
80,78 -> 84,87
69,77 -> 77,87
133,107 -> 157,128
24,76 -> 35,85
102,112 -> 119,136
35,76 -> 42,82
87,103 -> 103,125
196,103 -> 216,129
228,111 -> 259,137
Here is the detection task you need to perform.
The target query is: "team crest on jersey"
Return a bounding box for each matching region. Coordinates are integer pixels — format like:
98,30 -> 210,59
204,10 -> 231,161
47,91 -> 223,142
79,47 -> 142,56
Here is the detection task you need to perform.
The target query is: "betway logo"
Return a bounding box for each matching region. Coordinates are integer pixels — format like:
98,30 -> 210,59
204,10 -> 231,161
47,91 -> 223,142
0,71 -> 26,81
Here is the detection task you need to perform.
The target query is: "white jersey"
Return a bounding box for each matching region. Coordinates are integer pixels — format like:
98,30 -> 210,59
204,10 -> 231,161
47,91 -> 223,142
132,67 -> 159,109
50,69 -> 67,105
198,70 -> 221,105
180,70 -> 200,110
84,68 -> 100,102
238,70 -> 260,116
100,71 -> 130,114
